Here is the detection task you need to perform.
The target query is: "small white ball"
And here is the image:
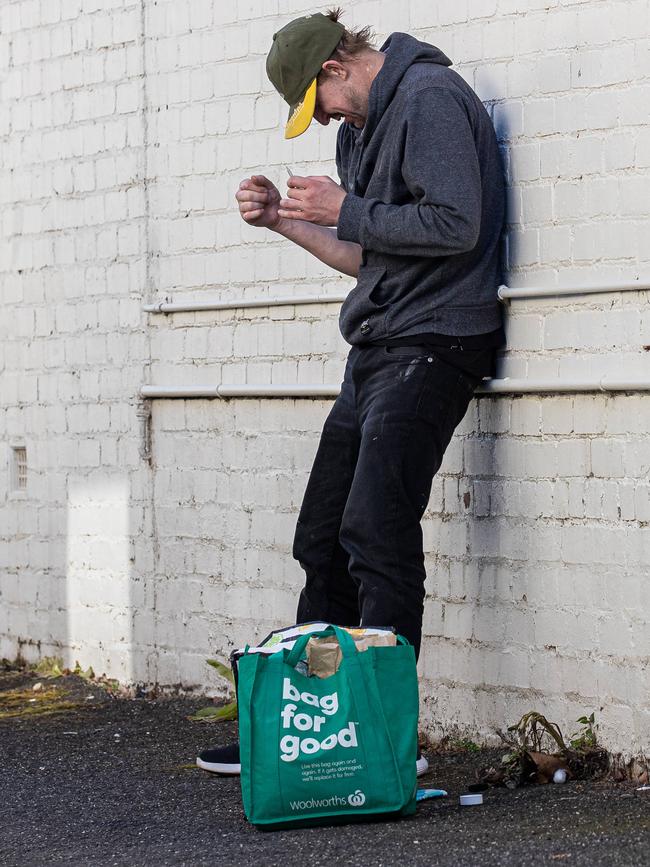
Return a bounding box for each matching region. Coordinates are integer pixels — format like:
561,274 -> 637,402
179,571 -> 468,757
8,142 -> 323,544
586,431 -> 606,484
553,769 -> 567,784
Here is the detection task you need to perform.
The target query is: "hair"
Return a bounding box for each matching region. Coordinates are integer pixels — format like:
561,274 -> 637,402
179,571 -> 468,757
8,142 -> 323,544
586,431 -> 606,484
324,7 -> 376,61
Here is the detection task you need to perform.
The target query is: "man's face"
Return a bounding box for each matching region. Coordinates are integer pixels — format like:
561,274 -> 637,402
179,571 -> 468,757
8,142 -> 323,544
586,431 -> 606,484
312,64 -> 369,129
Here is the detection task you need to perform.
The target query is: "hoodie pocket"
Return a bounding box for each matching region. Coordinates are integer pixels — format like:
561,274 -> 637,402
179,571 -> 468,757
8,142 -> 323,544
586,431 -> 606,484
339,266 -> 388,343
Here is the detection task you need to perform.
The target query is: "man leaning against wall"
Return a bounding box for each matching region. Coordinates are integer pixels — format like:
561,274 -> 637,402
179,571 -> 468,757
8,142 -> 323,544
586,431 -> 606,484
196,7 -> 505,777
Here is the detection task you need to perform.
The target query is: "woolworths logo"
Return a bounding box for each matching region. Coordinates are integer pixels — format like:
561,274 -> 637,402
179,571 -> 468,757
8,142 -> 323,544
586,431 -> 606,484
289,790 -> 366,811
347,789 -> 366,806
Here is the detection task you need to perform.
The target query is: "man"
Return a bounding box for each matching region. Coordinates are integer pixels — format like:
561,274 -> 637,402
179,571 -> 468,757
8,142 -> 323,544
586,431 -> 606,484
197,8 -> 504,776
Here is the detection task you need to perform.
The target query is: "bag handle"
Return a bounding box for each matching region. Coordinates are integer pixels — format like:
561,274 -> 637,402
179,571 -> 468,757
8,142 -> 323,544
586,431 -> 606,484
285,624 -> 358,669
336,647 -> 408,806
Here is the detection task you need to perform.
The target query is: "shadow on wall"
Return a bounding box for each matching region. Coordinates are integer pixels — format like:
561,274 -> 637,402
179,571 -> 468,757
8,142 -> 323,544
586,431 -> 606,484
479,67 -> 516,291
461,67 -> 512,628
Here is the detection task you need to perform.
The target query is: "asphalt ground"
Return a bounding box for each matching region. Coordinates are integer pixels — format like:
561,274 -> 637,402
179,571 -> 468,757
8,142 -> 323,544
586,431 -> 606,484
2,667 -> 649,867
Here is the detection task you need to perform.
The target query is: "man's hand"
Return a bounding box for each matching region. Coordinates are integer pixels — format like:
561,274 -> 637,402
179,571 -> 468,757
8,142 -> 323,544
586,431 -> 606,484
235,175 -> 283,230
279,176 -> 347,227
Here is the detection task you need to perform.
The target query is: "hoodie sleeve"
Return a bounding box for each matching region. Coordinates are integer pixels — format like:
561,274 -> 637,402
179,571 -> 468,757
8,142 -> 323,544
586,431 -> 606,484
336,87 -> 482,256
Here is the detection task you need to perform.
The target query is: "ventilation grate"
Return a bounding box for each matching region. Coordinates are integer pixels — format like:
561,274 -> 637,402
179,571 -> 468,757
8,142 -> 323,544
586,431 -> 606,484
11,446 -> 27,491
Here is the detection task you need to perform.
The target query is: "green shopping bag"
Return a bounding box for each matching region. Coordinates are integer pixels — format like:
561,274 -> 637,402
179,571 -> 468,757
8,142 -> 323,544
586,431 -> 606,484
237,624 -> 419,828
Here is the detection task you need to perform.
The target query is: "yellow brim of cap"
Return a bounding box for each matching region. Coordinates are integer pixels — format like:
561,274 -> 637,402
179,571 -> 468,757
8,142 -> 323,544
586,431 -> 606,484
284,77 -> 317,140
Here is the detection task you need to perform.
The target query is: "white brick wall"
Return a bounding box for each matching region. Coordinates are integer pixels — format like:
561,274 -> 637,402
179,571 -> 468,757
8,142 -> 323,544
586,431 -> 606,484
2,0 -> 650,754
0,0 -> 149,679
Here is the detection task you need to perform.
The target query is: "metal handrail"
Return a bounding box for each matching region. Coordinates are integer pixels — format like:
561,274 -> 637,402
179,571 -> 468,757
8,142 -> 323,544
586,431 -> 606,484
498,281 -> 649,301
140,376 -> 650,399
142,293 -> 348,314
142,280 -> 650,315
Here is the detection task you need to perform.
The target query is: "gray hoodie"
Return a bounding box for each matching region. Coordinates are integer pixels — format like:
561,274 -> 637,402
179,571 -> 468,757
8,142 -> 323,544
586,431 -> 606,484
335,33 -> 505,345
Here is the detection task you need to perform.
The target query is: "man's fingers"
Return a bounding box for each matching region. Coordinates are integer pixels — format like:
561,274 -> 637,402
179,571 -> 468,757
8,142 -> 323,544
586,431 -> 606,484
250,174 -> 275,189
236,189 -> 268,204
287,176 -> 334,186
285,187 -> 304,201
240,181 -> 271,196
243,208 -> 264,220
240,201 -> 264,214
279,197 -> 303,210
277,208 -> 303,220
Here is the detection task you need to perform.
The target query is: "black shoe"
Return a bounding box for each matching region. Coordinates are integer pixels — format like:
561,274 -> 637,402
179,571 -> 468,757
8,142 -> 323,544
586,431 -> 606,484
196,742 -> 241,775
197,741 -> 428,778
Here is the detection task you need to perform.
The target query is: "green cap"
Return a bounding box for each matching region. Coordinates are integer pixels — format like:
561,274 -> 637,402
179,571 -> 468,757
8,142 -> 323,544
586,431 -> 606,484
266,13 -> 345,139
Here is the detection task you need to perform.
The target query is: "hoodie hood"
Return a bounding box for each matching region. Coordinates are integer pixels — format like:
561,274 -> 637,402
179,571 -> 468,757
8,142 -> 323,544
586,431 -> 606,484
361,33 -> 452,142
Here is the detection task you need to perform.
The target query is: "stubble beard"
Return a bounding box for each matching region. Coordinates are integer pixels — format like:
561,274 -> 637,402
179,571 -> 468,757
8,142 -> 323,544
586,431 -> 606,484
345,85 -> 368,127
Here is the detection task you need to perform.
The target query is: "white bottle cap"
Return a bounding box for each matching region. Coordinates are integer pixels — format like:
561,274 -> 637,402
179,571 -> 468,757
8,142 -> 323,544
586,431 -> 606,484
459,793 -> 483,806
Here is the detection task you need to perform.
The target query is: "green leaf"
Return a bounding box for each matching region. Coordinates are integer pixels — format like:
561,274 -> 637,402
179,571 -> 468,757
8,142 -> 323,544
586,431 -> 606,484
73,661 -> 95,681
189,701 -> 238,722
34,657 -> 65,678
206,659 -> 235,685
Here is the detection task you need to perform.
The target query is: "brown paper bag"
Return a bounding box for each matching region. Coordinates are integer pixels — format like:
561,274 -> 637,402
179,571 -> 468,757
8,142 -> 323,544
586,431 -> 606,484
306,630 -> 397,678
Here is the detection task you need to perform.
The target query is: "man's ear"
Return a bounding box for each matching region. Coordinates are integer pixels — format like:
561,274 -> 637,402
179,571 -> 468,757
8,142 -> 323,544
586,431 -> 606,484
320,59 -> 348,80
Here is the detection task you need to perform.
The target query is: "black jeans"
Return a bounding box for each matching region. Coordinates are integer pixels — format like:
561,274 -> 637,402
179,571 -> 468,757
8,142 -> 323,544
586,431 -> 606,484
293,344 -> 488,660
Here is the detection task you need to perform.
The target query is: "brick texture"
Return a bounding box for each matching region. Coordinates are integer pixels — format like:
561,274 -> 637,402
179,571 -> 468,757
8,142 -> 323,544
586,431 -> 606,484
2,0 -> 650,754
